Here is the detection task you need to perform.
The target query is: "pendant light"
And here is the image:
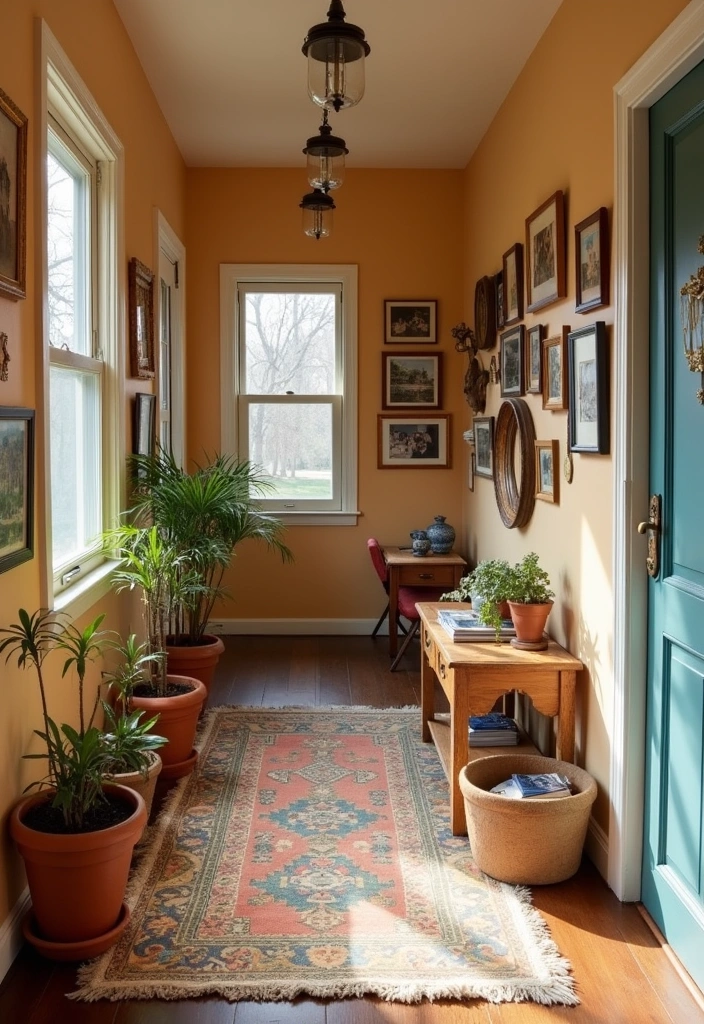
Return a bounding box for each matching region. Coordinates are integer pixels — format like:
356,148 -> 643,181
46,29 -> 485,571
300,188 -> 335,240
302,0 -> 371,113
303,110 -> 349,191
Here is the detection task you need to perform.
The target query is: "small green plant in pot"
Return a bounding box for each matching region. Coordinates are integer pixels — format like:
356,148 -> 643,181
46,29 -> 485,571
506,551 -> 555,644
101,701 -> 167,818
442,558 -> 513,641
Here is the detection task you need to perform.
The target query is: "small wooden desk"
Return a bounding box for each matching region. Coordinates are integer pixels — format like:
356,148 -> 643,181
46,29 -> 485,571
383,547 -> 466,657
418,602 -> 583,835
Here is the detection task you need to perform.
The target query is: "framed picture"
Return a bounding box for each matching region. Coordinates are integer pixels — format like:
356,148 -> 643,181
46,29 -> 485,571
133,393 -> 156,457
377,413 -> 450,468
384,300 -> 437,344
0,89 -> 28,300
468,451 -> 475,492
129,258 -> 155,378
575,207 -> 610,313
568,322 -> 609,453
474,276 -> 495,349
473,416 -> 494,478
542,326 -> 569,411
495,270 -> 505,332
499,324 -> 525,397
526,324 -> 543,394
535,440 -> 559,504
502,243 -> 523,325
382,352 -> 442,409
0,408 -> 34,574
525,190 -> 566,313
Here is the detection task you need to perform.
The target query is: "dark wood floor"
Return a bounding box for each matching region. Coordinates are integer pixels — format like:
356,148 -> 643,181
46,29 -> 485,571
2,634 -> 704,1024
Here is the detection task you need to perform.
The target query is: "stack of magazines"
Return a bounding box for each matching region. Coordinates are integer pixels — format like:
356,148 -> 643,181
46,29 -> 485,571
469,713 -> 519,747
437,608 -> 516,642
490,772 -> 572,799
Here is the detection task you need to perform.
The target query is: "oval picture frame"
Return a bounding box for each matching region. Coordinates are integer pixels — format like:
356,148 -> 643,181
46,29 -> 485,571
492,398 -> 536,529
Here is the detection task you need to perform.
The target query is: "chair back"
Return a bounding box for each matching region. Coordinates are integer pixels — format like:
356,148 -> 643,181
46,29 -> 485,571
367,538 -> 388,585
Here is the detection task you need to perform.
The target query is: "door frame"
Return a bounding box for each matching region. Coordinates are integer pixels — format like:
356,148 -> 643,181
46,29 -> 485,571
610,0 -> 704,901
153,209 -> 186,466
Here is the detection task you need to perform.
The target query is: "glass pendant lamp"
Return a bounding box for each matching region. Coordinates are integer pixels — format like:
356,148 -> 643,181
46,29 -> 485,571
302,0 -> 370,113
303,111 -> 348,191
300,188 -> 335,240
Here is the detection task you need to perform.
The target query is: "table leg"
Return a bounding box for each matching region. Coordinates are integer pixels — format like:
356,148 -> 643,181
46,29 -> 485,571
388,565 -> 399,658
450,675 -> 470,836
421,627 -> 434,742
556,669 -> 576,763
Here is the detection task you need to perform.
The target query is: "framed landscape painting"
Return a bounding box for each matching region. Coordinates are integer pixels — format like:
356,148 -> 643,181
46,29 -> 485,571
0,88 -> 28,300
500,325 -> 525,397
473,415 -> 494,479
377,413 -> 450,468
568,322 -> 609,453
0,408 -> 34,574
535,439 -> 559,504
384,300 -> 437,344
525,190 -> 566,313
382,352 -> 441,409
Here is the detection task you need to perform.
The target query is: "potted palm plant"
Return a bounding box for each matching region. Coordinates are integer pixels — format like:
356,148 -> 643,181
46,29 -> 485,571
0,609 -> 147,960
506,551 -> 555,644
127,449 -> 292,692
442,558 -> 514,641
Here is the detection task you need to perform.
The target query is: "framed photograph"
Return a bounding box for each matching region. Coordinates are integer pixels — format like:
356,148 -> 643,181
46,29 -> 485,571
468,451 -> 475,492
568,322 -> 609,453
542,326 -> 569,411
575,207 -> 609,313
129,257 -> 155,378
499,324 -> 525,397
0,408 -> 34,574
473,416 -> 494,479
474,276 -> 495,349
535,440 -> 559,504
525,190 -> 566,313
495,271 -> 505,332
133,393 -> 156,457
502,243 -> 524,326
377,414 -> 450,468
0,89 -> 28,300
526,324 -> 543,394
382,352 -> 442,409
384,300 -> 437,344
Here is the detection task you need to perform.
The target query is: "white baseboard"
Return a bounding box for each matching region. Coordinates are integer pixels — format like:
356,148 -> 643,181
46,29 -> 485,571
584,815 -> 609,882
0,887 -> 29,984
209,618 -> 388,636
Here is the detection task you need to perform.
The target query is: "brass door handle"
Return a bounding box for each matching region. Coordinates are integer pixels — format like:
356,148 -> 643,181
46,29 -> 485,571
637,521 -> 660,534
637,495 -> 661,577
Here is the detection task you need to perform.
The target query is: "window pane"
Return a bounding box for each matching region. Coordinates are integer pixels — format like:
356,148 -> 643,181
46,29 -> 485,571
248,403 -> 332,499
50,365 -> 101,568
47,146 -> 91,355
244,292 -> 336,395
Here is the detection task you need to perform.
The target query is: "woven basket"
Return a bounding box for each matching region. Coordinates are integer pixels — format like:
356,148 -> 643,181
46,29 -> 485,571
459,753 -> 597,885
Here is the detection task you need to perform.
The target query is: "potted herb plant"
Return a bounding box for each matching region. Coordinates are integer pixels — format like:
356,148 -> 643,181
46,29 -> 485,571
0,609 -> 147,960
443,558 -> 513,641
506,551 -> 555,643
128,449 -> 292,692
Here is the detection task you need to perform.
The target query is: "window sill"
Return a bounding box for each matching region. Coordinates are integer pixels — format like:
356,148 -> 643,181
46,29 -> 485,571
274,511 -> 361,526
53,560 -> 118,620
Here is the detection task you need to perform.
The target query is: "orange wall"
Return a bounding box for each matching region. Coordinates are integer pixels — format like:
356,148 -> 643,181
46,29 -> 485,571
185,168 -> 466,620
0,0 -> 186,927
461,0 -> 690,832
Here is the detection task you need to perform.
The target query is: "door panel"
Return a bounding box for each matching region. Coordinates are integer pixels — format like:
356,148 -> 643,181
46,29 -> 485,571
643,58 -> 704,993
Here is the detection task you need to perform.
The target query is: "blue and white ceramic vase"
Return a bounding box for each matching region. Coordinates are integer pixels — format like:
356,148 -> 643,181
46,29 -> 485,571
410,530 -> 431,557
426,516 -> 455,554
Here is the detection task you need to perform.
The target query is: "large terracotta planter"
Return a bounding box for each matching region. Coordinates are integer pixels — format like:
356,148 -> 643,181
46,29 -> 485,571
10,784 -> 146,951
507,600 -> 553,643
130,675 -> 206,777
166,634 -> 224,695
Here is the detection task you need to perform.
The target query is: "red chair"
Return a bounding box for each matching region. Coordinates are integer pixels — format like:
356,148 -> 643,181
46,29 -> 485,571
367,539 -> 445,671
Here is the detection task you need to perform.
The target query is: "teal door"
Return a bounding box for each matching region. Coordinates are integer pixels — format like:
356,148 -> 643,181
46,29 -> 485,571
643,60 -> 704,992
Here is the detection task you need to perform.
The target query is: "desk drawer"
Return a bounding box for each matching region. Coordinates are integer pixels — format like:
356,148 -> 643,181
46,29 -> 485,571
398,564 -> 456,587
422,625 -> 437,671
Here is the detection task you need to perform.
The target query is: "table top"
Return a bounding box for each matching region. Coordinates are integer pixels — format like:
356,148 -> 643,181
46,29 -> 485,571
417,602 -> 583,670
383,547 -> 467,567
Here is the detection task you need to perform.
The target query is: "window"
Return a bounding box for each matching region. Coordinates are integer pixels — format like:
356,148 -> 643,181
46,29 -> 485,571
220,264 -> 358,525
41,24 -> 124,610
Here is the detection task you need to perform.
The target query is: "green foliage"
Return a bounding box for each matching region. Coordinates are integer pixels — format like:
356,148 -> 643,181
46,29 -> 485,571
100,702 -> 167,778
25,722 -> 113,830
508,551 -> 554,605
442,558 -> 513,638
103,633 -> 162,712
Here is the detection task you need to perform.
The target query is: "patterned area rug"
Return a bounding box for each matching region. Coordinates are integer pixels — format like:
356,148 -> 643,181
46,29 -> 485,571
72,706 -> 577,1005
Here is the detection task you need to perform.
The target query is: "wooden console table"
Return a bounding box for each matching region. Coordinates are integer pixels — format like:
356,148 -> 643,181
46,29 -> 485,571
417,602 -> 583,835
383,547 -> 466,657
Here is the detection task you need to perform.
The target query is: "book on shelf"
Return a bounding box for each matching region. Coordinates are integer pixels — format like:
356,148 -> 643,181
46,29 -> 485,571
469,713 -> 519,747
437,609 -> 516,642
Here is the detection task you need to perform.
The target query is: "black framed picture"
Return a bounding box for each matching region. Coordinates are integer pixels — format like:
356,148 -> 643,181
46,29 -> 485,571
384,300 -> 437,344
499,325 -> 525,397
0,407 -> 34,574
526,324 -> 543,394
575,207 -> 609,313
133,392 -> 156,456
473,415 -> 494,478
568,322 -> 609,453
495,270 -> 505,332
502,243 -> 524,326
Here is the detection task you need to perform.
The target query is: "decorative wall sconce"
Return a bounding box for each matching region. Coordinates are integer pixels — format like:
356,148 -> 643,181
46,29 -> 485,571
452,321 -> 489,414
300,187 -> 336,240
303,110 -> 348,192
302,0 -> 371,113
680,235 -> 704,403
0,332 -> 9,382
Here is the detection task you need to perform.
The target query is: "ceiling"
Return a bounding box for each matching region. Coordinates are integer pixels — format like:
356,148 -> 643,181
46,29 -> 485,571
112,0 -> 562,170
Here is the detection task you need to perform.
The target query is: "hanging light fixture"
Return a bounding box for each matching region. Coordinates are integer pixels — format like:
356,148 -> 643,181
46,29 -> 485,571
302,0 -> 371,113
300,188 -> 336,240
303,110 -> 349,191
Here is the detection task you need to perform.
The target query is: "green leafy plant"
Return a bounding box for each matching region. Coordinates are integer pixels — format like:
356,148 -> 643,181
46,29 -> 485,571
442,558 -> 513,639
508,551 -> 554,605
103,633 -> 163,713
100,702 -> 167,778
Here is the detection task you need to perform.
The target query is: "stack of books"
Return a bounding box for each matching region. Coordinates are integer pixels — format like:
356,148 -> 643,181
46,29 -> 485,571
469,713 -> 519,747
437,609 -> 516,642
490,771 -> 572,799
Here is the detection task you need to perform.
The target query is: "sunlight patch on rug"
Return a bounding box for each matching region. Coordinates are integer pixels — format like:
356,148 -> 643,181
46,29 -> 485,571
72,706 -> 578,1005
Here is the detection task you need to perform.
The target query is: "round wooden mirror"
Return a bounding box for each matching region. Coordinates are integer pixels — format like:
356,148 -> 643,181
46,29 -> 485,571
493,398 -> 536,528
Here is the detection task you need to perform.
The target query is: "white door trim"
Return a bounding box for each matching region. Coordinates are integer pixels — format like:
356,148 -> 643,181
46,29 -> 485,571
153,210 -> 186,466
610,0 -> 704,901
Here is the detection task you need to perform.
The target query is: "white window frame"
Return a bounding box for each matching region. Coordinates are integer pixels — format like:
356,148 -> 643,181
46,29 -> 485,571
37,20 -> 125,617
220,264 -> 359,526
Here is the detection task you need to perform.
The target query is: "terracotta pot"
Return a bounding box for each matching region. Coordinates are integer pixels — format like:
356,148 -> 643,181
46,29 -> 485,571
508,600 -> 554,643
105,751 -> 162,819
166,634 -> 224,694
130,675 -> 206,769
10,784 -> 146,947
